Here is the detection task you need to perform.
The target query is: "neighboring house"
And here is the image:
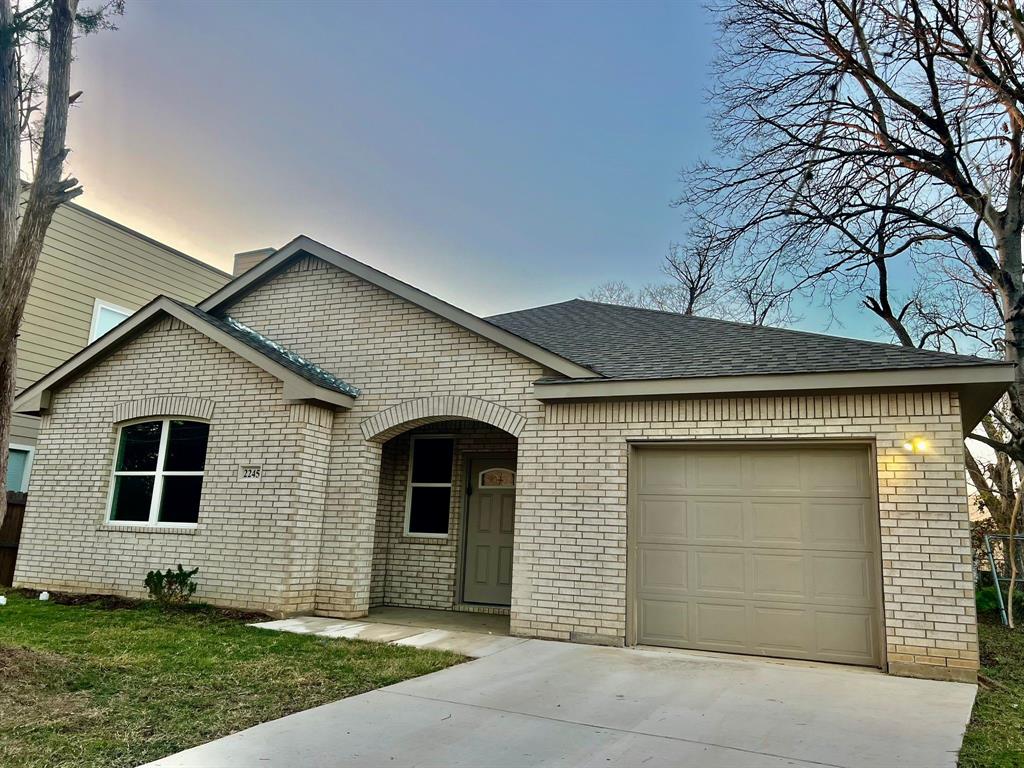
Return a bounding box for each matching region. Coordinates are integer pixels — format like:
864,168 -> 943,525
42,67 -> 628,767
11,235 -> 1013,684
6,202 -> 230,493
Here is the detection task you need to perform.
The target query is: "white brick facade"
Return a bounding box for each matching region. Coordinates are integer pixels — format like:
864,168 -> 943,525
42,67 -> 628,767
15,255 -> 978,681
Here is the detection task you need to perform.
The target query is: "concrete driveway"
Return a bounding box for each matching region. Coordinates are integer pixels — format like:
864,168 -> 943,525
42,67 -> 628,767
145,639 -> 975,768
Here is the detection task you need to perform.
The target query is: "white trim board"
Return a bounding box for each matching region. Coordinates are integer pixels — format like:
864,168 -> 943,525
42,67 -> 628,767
532,364 -> 1015,432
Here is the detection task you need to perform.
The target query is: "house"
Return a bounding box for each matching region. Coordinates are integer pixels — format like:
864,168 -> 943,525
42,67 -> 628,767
11,236 -> 1013,683
5,201 -> 230,494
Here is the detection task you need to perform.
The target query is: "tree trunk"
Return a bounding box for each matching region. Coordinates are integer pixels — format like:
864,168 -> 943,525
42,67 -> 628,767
0,0 -> 80,528
0,340 -> 13,524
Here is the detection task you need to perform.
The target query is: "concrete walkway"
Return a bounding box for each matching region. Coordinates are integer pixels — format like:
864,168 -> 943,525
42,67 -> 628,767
145,638 -> 976,768
251,608 -> 523,658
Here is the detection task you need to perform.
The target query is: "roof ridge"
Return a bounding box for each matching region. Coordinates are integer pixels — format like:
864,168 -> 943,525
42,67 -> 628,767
484,298 -> 583,321
562,298 -> 996,365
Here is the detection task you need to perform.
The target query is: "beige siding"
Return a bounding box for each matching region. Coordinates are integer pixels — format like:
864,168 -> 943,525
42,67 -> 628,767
11,202 -> 228,445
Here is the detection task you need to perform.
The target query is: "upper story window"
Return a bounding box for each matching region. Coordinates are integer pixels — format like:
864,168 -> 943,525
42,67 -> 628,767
90,299 -> 133,342
6,444 -> 33,493
405,436 -> 454,537
108,419 -> 210,527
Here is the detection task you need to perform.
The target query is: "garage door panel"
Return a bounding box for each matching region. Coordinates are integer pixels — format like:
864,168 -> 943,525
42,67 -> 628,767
749,452 -> 803,493
814,610 -> 877,663
811,554 -> 874,605
637,598 -> 689,645
639,451 -> 691,494
800,450 -> 871,495
753,606 -> 813,654
636,498 -> 688,543
750,501 -> 803,545
694,602 -> 748,649
638,547 -> 689,594
691,452 -> 745,493
633,445 -> 881,667
693,500 -> 744,543
750,553 -> 807,601
695,551 -> 745,595
808,501 -> 874,548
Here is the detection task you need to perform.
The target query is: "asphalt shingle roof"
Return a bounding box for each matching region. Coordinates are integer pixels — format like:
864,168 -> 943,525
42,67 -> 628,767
485,299 -> 1002,381
170,300 -> 360,397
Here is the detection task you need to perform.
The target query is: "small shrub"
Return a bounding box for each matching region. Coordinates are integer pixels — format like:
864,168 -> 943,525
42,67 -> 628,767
976,584 -> 1024,620
145,565 -> 199,606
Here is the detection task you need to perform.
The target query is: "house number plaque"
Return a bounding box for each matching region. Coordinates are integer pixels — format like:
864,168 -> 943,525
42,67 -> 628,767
238,465 -> 263,481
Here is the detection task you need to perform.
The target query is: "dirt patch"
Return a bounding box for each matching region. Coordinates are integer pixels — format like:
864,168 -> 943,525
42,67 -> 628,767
0,645 -> 99,735
0,645 -> 67,681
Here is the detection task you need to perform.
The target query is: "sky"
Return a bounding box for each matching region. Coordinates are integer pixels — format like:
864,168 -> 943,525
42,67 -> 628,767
63,0 -> 877,337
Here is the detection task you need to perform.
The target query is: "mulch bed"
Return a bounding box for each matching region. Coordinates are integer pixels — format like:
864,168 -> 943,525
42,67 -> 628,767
8,588 -> 270,622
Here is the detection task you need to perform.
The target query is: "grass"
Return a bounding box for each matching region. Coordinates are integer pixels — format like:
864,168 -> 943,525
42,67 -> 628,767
0,591 -> 464,768
960,619 -> 1024,768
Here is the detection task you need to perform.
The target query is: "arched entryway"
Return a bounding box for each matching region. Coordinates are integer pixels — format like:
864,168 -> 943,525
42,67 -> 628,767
361,399 -> 523,618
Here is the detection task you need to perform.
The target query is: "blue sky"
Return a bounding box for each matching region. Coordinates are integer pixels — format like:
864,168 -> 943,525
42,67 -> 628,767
65,0 -> 878,337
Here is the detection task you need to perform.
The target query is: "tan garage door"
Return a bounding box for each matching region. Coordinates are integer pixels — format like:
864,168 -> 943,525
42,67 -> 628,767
630,444 -> 881,666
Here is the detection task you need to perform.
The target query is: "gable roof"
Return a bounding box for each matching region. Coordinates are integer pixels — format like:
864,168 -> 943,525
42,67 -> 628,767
13,296 -> 358,415
197,235 -> 600,380
485,299 -> 1003,380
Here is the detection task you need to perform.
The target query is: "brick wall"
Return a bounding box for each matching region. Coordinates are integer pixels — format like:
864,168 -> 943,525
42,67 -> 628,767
514,392 -> 976,681
15,317 -> 333,614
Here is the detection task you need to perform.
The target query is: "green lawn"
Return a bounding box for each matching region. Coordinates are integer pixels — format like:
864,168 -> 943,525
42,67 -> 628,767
0,591 -> 463,768
960,621 -> 1024,768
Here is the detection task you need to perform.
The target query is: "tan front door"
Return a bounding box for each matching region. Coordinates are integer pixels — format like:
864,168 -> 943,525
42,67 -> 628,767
631,444 -> 881,666
463,457 -> 516,605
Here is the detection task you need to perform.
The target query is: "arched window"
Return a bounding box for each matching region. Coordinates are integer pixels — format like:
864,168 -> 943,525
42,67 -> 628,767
108,419 -> 210,527
479,468 -> 515,488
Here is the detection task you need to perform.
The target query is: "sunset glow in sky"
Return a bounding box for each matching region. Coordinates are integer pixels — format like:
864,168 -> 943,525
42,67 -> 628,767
65,1 -> 713,316
64,0 -> 889,341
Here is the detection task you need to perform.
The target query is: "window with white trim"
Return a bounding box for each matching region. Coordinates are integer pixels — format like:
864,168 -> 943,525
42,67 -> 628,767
108,419 -> 210,526
404,436 -> 454,536
90,299 -> 133,342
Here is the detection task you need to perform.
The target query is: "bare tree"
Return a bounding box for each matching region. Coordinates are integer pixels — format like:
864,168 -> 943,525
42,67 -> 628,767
587,227 -> 794,326
0,0 -> 122,526
664,235 -> 721,315
672,0 -> 1024,532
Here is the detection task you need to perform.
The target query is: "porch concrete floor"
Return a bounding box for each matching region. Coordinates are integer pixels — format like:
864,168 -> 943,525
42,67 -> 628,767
368,606 -> 510,634
250,607 -> 521,658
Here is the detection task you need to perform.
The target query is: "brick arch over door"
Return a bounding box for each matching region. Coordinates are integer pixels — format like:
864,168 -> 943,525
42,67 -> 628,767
360,396 -> 527,442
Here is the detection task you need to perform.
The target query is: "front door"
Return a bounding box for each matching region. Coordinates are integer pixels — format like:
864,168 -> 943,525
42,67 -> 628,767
463,457 -> 515,605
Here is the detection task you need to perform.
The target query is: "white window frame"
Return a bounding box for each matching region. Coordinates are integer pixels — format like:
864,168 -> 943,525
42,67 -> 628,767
105,418 -> 208,528
7,442 -> 34,493
89,298 -> 133,343
404,435 -> 454,538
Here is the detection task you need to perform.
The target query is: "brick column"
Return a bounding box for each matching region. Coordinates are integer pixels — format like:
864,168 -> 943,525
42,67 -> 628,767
315,434 -> 382,617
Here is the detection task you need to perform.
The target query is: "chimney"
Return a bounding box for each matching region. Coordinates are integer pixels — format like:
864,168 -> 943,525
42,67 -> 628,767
233,247 -> 276,277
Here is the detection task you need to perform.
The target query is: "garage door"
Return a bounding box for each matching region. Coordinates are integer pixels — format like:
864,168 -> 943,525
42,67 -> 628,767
630,444 -> 881,666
